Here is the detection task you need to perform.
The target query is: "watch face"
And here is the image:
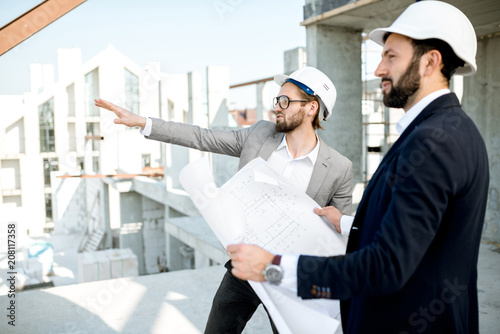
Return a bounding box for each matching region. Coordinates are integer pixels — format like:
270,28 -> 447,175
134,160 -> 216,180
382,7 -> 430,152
265,265 -> 283,285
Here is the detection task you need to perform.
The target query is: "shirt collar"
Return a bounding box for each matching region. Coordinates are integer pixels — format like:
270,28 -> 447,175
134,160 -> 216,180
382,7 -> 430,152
277,134 -> 320,165
396,89 -> 451,134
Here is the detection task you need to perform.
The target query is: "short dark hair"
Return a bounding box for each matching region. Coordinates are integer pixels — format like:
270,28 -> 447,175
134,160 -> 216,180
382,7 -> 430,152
383,32 -> 465,82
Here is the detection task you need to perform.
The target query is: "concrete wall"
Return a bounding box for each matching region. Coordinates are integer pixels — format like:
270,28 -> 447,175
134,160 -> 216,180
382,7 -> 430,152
52,174 -> 109,239
211,148 -> 239,187
165,206 -> 193,271
51,174 -> 86,233
104,182 -> 168,275
118,191 -> 145,274
462,35 -> 500,243
142,196 -> 166,274
306,24 -> 363,186
207,65 -> 230,127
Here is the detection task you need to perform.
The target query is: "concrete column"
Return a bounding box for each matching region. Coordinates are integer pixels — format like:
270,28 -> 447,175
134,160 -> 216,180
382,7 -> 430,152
57,48 -> 81,84
21,93 -> 46,234
119,192 -> 145,274
212,152 -> 239,187
207,66 -> 229,127
195,249 -> 210,269
142,196 -> 166,274
30,63 -> 43,94
29,63 -> 54,94
462,35 -> 500,243
165,206 -> 189,271
284,47 -> 307,74
188,70 -> 206,166
256,81 -> 268,121
306,24 -> 363,185
101,182 -> 112,249
206,66 -> 236,186
188,71 -> 206,127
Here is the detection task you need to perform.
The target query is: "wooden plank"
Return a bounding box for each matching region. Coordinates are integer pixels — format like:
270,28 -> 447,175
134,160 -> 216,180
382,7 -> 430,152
230,76 -> 274,89
0,0 -> 87,56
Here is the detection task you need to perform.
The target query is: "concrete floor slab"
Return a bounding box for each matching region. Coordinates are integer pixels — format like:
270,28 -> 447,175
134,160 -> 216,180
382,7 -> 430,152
0,232 -> 498,334
0,265 -> 273,334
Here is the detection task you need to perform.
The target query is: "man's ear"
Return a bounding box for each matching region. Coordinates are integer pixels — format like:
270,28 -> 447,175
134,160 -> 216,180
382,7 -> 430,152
423,49 -> 443,77
308,101 -> 319,116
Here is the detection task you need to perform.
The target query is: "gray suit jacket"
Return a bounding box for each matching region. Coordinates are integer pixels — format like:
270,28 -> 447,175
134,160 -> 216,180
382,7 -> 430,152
146,119 -> 353,213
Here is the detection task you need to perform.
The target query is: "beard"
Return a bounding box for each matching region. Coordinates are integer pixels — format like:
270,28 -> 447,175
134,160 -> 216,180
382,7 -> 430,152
275,107 -> 306,133
383,57 -> 421,109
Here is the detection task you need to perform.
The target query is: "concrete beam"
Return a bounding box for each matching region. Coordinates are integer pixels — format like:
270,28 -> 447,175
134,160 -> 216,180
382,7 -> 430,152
301,0 -> 382,27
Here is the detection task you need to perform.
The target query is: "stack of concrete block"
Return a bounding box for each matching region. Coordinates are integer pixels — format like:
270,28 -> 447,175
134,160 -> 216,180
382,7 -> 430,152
78,248 -> 138,283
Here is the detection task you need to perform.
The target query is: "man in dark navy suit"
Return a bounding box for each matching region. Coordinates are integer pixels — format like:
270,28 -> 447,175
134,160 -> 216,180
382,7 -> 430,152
227,1 -> 490,333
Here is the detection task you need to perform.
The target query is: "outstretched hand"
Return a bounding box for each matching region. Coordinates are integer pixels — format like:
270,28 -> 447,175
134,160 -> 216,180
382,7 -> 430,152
94,98 -> 147,129
314,206 -> 343,233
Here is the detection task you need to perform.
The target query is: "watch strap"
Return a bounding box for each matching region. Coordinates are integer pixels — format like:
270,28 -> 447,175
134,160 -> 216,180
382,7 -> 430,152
272,255 -> 282,265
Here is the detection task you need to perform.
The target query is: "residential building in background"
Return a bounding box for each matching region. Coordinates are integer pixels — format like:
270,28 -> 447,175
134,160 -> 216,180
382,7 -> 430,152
1,33 -> 496,283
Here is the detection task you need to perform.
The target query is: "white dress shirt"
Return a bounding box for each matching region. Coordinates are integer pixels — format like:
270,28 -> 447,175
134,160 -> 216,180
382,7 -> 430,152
140,117 -> 153,136
256,133 -> 320,289
280,89 -> 452,292
266,134 -> 319,193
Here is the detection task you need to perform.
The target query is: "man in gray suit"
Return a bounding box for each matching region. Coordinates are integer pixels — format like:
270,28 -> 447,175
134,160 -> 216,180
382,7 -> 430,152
95,66 -> 353,333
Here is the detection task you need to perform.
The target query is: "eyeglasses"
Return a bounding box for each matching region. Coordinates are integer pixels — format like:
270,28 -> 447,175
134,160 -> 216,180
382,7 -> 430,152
273,95 -> 309,110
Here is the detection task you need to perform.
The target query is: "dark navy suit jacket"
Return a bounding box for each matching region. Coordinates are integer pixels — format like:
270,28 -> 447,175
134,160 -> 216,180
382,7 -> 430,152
297,93 -> 489,333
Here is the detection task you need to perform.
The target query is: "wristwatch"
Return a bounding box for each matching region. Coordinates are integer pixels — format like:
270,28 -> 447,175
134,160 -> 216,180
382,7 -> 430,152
263,255 -> 283,285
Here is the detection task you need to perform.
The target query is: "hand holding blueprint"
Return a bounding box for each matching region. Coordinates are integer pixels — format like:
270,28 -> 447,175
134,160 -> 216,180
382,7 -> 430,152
179,157 -> 348,334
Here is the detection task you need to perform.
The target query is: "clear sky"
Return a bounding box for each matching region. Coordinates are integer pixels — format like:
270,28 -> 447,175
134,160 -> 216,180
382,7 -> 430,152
0,0 -> 307,108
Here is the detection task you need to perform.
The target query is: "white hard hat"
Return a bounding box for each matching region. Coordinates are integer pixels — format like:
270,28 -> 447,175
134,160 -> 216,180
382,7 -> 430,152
274,66 -> 337,120
369,0 -> 477,76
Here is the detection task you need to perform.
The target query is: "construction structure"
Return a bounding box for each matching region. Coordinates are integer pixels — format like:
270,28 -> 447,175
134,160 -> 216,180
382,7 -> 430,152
0,1 -> 499,333
1,0 -> 499,279
301,0 -> 500,243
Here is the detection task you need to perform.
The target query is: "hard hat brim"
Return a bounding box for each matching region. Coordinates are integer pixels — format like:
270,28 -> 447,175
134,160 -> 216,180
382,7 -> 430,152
369,28 -> 390,47
274,74 -> 289,86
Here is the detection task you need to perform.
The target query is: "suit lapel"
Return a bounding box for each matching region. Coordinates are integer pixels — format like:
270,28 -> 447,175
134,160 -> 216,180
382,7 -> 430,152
257,132 -> 285,161
260,132 -> 328,201
354,93 -> 460,224
306,137 -> 330,200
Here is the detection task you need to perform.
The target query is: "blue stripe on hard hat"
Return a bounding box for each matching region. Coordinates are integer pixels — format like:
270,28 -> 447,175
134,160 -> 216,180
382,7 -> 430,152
285,78 -> 315,95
